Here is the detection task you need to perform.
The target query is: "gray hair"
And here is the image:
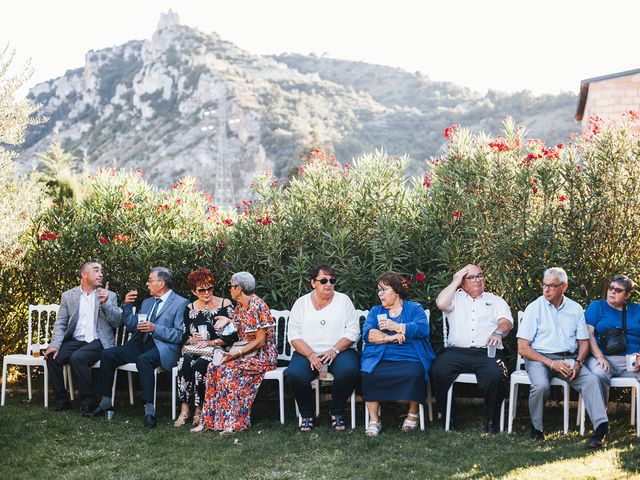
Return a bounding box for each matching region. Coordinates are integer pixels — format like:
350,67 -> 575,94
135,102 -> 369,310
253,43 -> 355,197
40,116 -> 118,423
231,271 -> 256,295
611,274 -> 635,293
151,266 -> 174,289
544,267 -> 568,284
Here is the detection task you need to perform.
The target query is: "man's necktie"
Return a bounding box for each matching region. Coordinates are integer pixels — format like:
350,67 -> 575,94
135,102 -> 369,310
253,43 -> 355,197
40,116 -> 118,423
144,298 -> 162,343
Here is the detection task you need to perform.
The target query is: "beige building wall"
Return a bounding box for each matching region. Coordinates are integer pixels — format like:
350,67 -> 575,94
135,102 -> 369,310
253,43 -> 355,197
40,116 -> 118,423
581,72 -> 640,129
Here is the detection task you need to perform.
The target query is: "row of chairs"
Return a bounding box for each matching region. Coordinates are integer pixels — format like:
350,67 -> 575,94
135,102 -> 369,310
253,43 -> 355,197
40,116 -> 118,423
2,305 -> 639,436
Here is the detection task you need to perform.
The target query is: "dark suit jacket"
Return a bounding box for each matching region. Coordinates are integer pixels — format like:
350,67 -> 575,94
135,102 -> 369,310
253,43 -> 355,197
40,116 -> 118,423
51,286 -> 122,350
122,290 -> 188,370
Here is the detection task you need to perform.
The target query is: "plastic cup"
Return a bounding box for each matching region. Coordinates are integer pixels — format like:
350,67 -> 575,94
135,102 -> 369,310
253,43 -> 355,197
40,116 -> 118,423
487,345 -> 496,358
212,348 -> 225,366
627,354 -> 637,371
137,313 -> 148,325
564,359 -> 575,369
319,362 -> 329,379
32,345 -> 41,358
197,325 -> 208,340
105,410 -> 114,421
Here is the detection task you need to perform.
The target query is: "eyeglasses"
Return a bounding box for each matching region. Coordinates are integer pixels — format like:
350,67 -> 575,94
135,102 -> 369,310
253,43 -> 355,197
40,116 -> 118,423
608,285 -> 626,294
465,274 -> 485,282
376,287 -> 392,294
542,283 -> 564,290
229,283 -> 239,288
196,286 -> 214,294
314,278 -> 337,285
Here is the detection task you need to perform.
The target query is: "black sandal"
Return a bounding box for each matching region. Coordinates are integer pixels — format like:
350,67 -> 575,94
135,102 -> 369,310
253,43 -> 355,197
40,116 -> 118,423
300,417 -> 314,432
330,414 -> 346,431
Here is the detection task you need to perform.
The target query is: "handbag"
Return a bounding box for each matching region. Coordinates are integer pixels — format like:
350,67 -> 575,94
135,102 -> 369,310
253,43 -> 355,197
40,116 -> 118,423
598,303 -> 627,355
181,344 -> 216,357
228,340 -> 258,358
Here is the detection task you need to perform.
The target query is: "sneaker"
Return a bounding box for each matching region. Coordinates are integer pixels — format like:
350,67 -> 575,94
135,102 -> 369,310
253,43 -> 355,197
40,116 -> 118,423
530,426 -> 544,441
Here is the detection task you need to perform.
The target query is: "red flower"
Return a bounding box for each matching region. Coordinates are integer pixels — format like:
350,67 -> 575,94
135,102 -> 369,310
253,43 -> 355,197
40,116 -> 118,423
557,143 -> 564,149
452,210 -> 461,218
202,193 -> 213,203
122,201 -> 135,210
308,148 -> 325,161
194,249 -> 202,257
559,195 -> 568,202
37,231 -> 58,241
532,187 -> 539,194
423,173 -> 432,188
402,277 -> 412,288
444,124 -> 458,140
175,198 -> 182,204
488,138 -> 511,152
626,110 -> 640,120
99,236 -> 108,245
415,271 -> 426,282
113,234 -> 130,243
216,241 -> 225,250
543,147 -> 559,160
298,167 -> 305,175
223,219 -> 234,227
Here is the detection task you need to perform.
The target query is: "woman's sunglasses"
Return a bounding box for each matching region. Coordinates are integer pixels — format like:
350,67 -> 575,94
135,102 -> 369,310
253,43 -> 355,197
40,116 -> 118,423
315,278 -> 337,285
195,286 -> 214,294
608,285 -> 626,294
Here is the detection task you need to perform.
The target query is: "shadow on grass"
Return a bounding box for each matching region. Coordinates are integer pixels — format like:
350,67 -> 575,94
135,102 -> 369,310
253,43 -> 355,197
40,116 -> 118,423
1,374 -> 640,479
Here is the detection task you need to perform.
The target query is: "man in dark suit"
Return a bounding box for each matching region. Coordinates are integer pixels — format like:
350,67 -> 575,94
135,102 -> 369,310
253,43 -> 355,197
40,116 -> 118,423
85,266 -> 188,427
44,260 -> 122,413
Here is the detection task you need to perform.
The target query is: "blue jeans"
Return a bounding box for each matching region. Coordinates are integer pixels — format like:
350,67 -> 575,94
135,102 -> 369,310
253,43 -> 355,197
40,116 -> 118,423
287,349 -> 359,418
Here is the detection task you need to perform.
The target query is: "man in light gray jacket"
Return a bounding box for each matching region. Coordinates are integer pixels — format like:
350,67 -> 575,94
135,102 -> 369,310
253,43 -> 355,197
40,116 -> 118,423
44,260 -> 122,412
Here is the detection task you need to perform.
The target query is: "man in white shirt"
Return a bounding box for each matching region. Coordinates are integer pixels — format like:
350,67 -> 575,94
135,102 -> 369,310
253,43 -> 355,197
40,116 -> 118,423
287,265 -> 360,432
431,264 -> 513,432
45,260 -> 122,412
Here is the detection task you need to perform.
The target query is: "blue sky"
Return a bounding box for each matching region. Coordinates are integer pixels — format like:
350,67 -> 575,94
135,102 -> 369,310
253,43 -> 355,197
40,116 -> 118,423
3,0 -> 638,97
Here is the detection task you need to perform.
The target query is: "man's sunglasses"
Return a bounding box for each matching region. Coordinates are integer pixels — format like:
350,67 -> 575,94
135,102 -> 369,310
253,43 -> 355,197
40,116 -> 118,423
315,278 -> 337,285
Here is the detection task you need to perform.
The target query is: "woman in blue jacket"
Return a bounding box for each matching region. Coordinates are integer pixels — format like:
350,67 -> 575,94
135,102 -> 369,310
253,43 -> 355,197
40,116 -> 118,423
361,272 -> 436,436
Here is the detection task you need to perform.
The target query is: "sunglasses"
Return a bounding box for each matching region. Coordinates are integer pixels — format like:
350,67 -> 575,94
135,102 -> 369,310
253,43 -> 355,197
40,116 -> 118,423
196,286 -> 214,294
608,285 -> 626,294
315,278 -> 337,285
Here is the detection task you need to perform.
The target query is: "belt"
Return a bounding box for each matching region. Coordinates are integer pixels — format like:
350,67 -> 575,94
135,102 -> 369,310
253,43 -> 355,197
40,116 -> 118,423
549,351 -> 573,356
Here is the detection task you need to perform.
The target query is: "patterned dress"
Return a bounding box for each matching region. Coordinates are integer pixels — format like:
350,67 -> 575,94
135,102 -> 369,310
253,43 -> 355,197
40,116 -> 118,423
201,295 -> 277,432
176,302 -> 236,407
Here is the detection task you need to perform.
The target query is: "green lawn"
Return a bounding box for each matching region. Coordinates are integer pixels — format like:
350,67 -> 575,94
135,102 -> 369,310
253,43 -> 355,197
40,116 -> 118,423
1,374 -> 640,480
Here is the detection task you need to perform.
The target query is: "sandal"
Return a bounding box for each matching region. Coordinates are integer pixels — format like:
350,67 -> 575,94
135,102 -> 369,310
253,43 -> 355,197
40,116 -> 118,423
173,411 -> 190,427
365,420 -> 382,437
190,423 -> 206,433
299,417 -> 314,432
402,412 -> 419,432
330,414 -> 346,431
192,413 -> 201,426
219,428 -> 234,436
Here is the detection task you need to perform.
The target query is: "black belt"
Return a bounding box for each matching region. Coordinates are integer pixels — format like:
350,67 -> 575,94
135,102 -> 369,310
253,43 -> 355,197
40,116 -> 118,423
549,351 -> 573,356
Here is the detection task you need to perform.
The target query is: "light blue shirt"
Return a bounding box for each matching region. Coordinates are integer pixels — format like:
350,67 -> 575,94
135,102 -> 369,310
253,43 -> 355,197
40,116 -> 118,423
517,295 -> 589,354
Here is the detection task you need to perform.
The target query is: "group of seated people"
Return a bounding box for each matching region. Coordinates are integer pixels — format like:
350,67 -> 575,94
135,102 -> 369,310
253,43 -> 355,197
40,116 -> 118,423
42,260 -> 640,447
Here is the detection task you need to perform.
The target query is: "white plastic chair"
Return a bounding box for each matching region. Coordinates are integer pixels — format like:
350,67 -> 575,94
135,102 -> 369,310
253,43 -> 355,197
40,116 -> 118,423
362,308 -> 435,430
295,309 -> 366,429
508,311 -> 575,434
442,312 -> 505,432
64,326 -> 124,400
1,304 -> 59,407
576,376 -> 640,437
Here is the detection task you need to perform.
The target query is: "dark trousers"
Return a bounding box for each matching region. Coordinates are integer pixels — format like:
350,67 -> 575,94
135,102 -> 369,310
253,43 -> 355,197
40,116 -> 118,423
430,347 -> 508,423
95,335 -> 160,405
47,339 -> 102,408
287,349 -> 360,418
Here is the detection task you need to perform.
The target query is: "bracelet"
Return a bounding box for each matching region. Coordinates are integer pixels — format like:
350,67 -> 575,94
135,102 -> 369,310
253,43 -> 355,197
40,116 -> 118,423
596,355 -> 604,360
575,359 -> 583,367
493,331 -> 504,337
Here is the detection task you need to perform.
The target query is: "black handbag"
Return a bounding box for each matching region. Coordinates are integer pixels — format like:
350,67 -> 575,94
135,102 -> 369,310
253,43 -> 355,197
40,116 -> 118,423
598,303 -> 627,355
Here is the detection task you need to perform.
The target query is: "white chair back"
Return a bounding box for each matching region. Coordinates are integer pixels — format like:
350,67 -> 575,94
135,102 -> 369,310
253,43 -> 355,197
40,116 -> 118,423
270,309 -> 292,361
27,304 -> 59,354
355,309 -> 369,352
514,311 -> 525,370
442,312 -> 450,348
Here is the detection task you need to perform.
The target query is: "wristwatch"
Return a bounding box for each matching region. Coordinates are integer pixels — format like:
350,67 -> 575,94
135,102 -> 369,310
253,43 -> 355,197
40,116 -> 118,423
332,347 -> 340,355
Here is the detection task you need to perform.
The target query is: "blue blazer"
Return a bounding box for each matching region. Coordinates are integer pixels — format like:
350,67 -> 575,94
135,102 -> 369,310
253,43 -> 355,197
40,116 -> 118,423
122,291 -> 189,370
360,300 -> 436,381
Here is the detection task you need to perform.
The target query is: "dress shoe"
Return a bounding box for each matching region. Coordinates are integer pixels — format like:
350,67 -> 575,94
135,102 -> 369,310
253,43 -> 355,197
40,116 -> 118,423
83,405 -> 112,418
587,422 -> 608,448
54,400 -> 72,411
81,402 -> 98,414
485,419 -> 498,434
144,413 -> 157,428
530,426 -> 544,441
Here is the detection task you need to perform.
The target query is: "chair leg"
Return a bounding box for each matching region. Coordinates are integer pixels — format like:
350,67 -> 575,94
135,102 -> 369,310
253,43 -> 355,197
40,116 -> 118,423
632,386 -> 637,426
27,365 -> 32,400
153,370 -> 157,409
562,384 -> 569,435
364,401 -> 369,427
426,382 -> 434,422
171,367 -> 177,421
67,366 -> 75,401
279,378 -> 285,425
576,394 -> 581,426
508,382 -> 517,433
635,384 -> 640,438
445,384 -> 454,431
111,370 -> 118,403
350,391 -> 356,429
315,381 -> 320,417
43,364 -> 48,408
499,399 -> 505,432
419,403 -> 425,431
127,372 -> 134,405
1,361 -> 7,406
579,395 -> 585,436
295,401 -> 302,426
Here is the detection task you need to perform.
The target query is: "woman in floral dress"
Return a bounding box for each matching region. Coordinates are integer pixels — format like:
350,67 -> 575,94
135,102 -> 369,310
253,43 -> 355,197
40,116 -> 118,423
193,271 -> 277,435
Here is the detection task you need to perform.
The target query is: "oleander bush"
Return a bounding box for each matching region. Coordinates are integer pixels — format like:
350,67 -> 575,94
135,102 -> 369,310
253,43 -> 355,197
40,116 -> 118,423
2,113 -> 640,361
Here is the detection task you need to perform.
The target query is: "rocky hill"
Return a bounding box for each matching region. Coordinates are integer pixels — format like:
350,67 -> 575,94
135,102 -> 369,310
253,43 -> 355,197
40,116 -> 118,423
18,11 -> 580,207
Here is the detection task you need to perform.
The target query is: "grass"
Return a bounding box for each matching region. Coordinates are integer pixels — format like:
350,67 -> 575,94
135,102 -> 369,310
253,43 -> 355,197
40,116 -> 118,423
1,373 -> 640,479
